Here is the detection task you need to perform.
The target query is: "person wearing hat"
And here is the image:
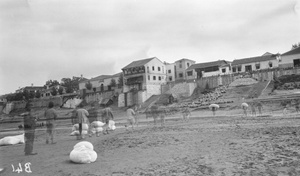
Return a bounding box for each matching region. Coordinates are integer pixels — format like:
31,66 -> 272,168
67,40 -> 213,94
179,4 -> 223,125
22,102 -> 37,155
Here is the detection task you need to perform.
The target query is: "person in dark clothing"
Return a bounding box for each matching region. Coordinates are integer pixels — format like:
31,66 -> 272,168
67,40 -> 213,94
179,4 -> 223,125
22,102 -> 37,156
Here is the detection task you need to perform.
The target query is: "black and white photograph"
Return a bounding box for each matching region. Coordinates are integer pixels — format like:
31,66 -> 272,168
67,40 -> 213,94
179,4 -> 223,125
1,0 -> 300,175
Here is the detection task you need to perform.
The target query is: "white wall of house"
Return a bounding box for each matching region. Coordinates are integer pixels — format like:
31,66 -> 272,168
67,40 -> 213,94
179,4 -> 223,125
79,82 -> 86,90
144,58 -> 167,85
166,63 -> 176,82
186,70 -> 196,80
203,70 -> 221,77
232,59 -> 279,73
279,53 -> 300,68
175,59 -> 195,80
104,75 -> 119,86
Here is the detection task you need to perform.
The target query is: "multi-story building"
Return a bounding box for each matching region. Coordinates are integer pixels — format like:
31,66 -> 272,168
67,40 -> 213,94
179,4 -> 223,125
119,57 -> 167,107
174,58 -> 196,81
165,62 -> 176,82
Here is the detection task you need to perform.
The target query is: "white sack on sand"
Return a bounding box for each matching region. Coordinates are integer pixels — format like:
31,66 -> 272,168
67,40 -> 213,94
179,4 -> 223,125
91,127 -> 103,134
70,141 -> 97,164
72,123 -> 89,131
74,141 -> 94,150
70,130 -> 88,136
108,120 -> 116,130
91,121 -> 105,127
0,134 -> 24,146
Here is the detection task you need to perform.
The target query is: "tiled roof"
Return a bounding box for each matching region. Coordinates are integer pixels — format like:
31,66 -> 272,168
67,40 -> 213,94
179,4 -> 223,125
281,47 -> 300,56
122,57 -> 156,70
175,58 -> 196,63
90,75 -> 111,82
186,60 -> 229,71
23,86 -> 44,90
232,54 -> 277,66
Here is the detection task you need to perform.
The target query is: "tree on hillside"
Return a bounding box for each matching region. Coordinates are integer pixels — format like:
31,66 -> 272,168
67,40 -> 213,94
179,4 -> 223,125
29,91 -> 35,99
51,87 -> 58,96
292,42 -> 300,50
58,86 -> 64,95
15,92 -> 24,101
110,79 -> 116,87
61,77 -> 81,93
35,90 -> 41,98
23,90 -> 30,101
45,80 -> 60,88
85,81 -> 92,90
118,74 -> 123,87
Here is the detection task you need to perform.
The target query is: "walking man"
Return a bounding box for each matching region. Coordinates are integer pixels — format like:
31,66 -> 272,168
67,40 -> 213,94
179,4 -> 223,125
102,105 -> 114,134
75,104 -> 89,140
126,106 -> 136,130
44,101 -> 57,144
88,103 -> 99,137
22,102 -> 37,155
257,101 -> 263,116
250,102 -> 256,117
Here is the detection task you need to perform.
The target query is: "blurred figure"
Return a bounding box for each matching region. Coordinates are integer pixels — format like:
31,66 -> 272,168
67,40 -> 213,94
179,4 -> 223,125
256,101 -> 263,116
88,103 -> 99,137
44,101 -> 57,144
133,105 -> 140,127
241,102 -> 249,117
75,104 -> 89,140
23,102 -> 37,155
182,107 -> 191,122
102,105 -> 114,134
125,106 -> 136,130
158,107 -> 166,126
295,100 -> 299,114
250,102 -> 256,117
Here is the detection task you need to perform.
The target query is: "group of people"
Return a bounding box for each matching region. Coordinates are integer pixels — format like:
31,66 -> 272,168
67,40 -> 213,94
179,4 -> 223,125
71,103 -> 114,139
21,101 -> 58,156
22,101 -> 115,156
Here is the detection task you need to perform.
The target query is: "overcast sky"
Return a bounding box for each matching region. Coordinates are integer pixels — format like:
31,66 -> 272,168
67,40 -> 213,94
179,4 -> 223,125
0,0 -> 300,94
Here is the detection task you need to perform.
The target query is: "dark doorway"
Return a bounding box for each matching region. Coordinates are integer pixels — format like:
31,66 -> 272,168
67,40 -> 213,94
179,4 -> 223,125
294,59 -> 300,67
245,65 -> 252,72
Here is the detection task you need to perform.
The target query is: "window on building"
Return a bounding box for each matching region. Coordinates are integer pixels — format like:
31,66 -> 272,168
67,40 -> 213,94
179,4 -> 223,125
152,66 -> 155,71
148,75 -> 150,80
179,64 -> 182,68
179,73 -> 183,78
222,68 -> 226,73
232,67 -> 236,73
153,76 -> 156,80
237,66 -> 242,72
187,63 -> 190,67
294,59 -> 300,67
159,76 -> 161,80
169,76 -> 172,81
187,71 -> 193,76
269,62 -> 273,68
162,66 -> 164,73
147,66 -> 149,73
255,64 -> 260,69
158,67 -> 161,71
168,70 -> 171,73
